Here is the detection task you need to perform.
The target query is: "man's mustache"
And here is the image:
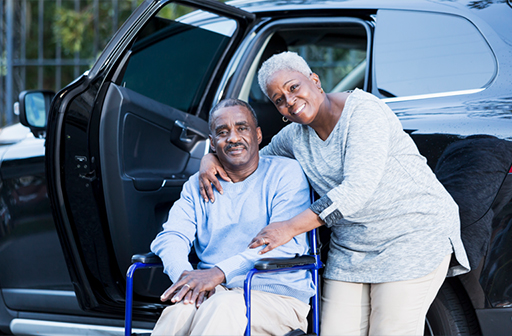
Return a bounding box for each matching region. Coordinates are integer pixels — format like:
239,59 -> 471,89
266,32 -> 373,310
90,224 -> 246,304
225,142 -> 246,151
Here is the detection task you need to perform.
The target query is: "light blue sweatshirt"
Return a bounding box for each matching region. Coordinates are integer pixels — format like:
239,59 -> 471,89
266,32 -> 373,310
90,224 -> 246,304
151,156 -> 316,303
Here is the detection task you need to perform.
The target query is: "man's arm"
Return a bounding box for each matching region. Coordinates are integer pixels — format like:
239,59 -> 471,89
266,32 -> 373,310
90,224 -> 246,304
150,196 -> 196,283
151,178 -> 211,306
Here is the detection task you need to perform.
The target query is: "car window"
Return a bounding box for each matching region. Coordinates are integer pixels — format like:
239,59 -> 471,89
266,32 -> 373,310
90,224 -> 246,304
243,25 -> 368,103
120,3 -> 237,114
374,10 -> 496,98
239,24 -> 368,147
288,45 -> 366,94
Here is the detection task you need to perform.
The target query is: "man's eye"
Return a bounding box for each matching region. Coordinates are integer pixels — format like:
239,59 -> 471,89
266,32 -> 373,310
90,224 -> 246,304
239,127 -> 248,131
290,84 -> 298,91
217,130 -> 227,136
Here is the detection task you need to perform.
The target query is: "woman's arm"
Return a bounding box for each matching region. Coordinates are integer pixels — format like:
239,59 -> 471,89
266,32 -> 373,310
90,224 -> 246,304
198,125 -> 295,202
313,99 -> 391,226
259,124 -> 295,158
248,208 -> 324,254
198,153 -> 231,202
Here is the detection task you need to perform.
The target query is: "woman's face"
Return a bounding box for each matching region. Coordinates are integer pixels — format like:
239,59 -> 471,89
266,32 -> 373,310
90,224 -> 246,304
265,69 -> 323,125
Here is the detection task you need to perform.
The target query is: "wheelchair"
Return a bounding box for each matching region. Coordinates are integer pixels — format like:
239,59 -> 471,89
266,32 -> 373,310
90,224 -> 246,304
124,192 -> 323,336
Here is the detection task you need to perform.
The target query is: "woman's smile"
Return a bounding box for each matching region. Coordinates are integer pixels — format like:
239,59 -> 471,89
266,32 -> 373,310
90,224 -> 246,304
291,103 -> 306,116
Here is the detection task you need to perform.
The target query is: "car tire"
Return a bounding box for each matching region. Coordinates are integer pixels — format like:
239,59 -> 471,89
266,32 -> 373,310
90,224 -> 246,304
425,279 -> 481,336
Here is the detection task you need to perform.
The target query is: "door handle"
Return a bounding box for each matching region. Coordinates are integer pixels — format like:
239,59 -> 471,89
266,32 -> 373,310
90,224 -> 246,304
175,120 -> 206,143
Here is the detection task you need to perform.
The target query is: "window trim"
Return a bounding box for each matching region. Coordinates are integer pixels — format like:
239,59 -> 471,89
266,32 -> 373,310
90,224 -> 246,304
381,88 -> 485,103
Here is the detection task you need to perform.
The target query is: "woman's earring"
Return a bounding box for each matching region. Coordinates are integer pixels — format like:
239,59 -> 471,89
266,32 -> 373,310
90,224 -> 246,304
282,116 -> 289,123
320,87 -> 324,94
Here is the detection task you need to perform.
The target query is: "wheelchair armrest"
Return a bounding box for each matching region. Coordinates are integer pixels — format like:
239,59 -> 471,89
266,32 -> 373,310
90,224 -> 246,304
131,252 -> 162,264
254,255 -> 316,270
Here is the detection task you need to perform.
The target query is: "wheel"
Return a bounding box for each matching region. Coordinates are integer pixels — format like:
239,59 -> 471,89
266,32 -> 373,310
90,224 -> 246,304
425,279 -> 481,335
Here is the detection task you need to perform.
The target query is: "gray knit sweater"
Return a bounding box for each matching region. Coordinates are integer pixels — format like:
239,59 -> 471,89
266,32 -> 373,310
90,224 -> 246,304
260,88 -> 470,282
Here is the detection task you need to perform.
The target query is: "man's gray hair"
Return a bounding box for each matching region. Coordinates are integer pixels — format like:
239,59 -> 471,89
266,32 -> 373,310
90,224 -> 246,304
257,51 -> 312,99
209,98 -> 258,133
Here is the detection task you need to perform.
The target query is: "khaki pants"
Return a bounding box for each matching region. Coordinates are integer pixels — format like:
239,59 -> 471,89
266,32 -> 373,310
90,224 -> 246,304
151,286 -> 310,335
321,254 -> 451,336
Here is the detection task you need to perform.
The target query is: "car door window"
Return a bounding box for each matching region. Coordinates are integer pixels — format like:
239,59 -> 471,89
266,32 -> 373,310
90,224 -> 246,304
238,24 -> 368,147
121,4 -> 237,114
288,44 -> 366,94
374,10 -> 496,98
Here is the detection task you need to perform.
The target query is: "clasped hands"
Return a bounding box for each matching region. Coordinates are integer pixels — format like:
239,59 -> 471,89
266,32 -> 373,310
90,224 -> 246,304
160,267 -> 225,308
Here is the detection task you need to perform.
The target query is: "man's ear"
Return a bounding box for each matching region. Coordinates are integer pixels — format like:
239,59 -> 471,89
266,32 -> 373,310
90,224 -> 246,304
256,127 -> 262,145
209,135 -> 216,152
310,73 -> 322,89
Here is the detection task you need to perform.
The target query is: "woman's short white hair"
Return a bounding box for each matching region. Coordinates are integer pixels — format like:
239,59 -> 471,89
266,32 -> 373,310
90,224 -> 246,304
257,51 -> 312,99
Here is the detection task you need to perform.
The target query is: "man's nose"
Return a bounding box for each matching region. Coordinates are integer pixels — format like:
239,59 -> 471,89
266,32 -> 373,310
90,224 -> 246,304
227,129 -> 241,142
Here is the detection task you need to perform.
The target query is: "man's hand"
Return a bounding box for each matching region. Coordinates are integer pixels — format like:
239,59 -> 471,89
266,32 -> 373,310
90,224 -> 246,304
160,267 -> 226,307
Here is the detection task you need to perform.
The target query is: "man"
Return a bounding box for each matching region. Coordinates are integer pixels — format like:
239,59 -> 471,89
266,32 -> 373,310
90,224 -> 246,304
150,98 -> 315,335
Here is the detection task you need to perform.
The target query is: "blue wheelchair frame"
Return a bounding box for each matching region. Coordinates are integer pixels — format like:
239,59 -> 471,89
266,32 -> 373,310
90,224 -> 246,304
125,193 -> 323,336
243,226 -> 322,336
125,253 -> 163,336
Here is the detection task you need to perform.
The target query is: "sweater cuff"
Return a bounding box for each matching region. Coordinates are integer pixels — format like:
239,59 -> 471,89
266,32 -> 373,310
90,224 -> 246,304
310,195 -> 343,227
164,261 -> 194,284
215,256 -> 251,284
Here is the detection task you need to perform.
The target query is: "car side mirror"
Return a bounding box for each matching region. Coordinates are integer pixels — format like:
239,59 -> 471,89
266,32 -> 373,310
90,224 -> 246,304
18,90 -> 55,138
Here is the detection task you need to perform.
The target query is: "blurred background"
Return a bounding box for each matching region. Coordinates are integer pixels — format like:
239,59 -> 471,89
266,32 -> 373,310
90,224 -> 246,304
0,0 -> 213,128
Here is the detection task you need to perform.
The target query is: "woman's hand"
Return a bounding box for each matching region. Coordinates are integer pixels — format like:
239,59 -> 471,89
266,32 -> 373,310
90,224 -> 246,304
249,209 -> 324,254
248,220 -> 296,254
199,153 -> 231,202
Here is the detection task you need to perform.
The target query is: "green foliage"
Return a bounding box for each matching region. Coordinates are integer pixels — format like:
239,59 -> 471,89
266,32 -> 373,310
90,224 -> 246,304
158,1 -> 228,20
9,0 -> 229,124
157,3 -> 195,20
0,51 -> 6,77
53,7 -> 93,55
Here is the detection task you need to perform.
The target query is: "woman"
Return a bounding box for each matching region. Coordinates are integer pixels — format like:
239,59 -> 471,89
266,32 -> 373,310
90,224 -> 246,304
199,51 -> 470,335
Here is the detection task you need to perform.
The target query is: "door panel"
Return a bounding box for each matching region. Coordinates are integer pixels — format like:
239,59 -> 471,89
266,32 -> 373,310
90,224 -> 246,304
46,0 -> 255,316
100,84 -> 208,299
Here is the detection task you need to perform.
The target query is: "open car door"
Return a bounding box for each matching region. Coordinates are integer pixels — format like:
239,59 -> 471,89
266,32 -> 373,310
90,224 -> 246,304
45,0 -> 255,319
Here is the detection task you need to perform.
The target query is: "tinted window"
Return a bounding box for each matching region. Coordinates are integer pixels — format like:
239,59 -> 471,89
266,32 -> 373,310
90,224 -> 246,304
121,4 -> 236,113
374,10 -> 496,97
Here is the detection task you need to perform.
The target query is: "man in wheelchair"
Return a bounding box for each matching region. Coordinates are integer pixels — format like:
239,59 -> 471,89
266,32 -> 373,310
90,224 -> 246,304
150,99 -> 315,335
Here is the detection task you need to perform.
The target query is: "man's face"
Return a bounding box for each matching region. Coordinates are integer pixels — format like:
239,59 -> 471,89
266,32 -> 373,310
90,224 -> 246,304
209,105 -> 262,172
